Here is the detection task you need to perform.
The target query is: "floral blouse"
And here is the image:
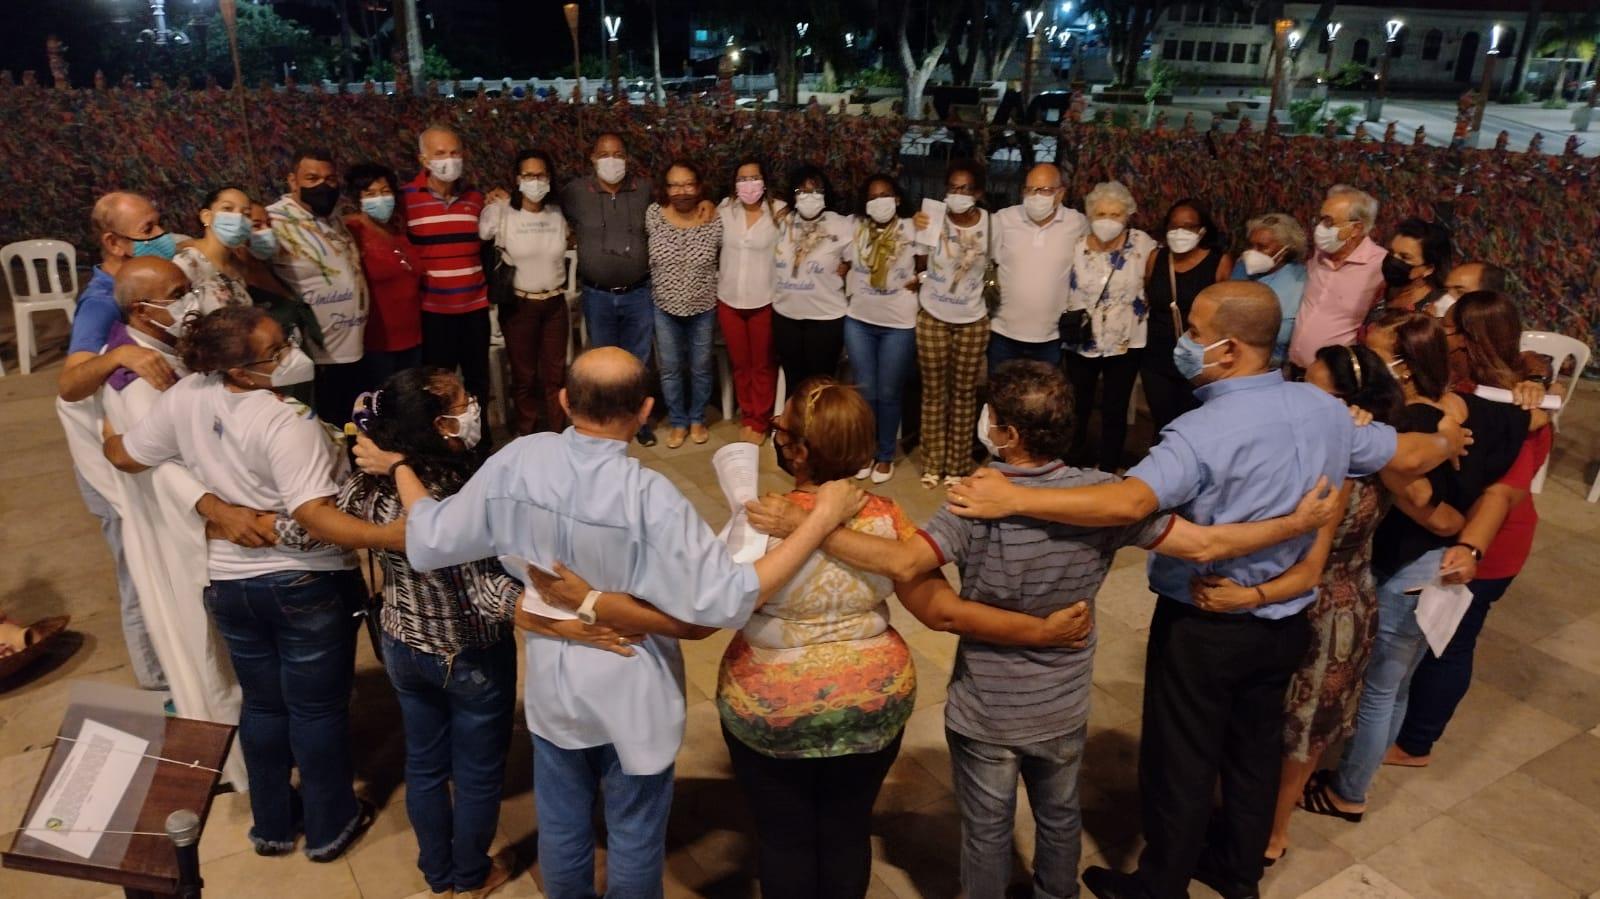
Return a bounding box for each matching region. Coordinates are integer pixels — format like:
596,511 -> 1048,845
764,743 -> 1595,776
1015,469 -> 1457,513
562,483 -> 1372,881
1065,228 -> 1157,357
173,247 -> 253,313
645,203 -> 723,317
717,493 -> 918,759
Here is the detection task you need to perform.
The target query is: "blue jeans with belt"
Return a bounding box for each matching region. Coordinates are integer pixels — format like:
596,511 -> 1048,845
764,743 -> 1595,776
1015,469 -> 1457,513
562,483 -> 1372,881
382,633 -> 517,893
533,735 -> 675,899
843,318 -> 918,463
653,307 -> 715,429
582,283 -> 655,367
204,568 -> 362,857
1332,547 -> 1444,804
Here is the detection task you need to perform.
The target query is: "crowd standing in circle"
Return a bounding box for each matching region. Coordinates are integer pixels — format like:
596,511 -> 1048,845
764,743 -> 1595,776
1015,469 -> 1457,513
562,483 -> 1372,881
49,124 -> 1568,899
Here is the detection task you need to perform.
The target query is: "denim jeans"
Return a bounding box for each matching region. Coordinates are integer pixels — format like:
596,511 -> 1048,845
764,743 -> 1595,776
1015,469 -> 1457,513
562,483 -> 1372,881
1396,576 -> 1516,757
75,469 -> 165,690
582,284 -> 655,368
843,318 -> 918,462
533,734 -> 675,899
1333,547 -> 1444,804
382,633 -> 517,893
653,307 -> 715,429
205,569 -> 362,857
948,726 -> 1086,899
986,333 -> 1062,374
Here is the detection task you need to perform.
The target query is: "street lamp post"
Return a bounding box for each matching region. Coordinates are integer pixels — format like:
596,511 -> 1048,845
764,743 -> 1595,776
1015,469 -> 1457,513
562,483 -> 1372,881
1022,9 -> 1043,111
1267,18 -> 1292,130
564,3 -> 581,102
604,14 -> 622,102
134,0 -> 189,47
1370,19 -> 1403,121
1472,23 -> 1504,136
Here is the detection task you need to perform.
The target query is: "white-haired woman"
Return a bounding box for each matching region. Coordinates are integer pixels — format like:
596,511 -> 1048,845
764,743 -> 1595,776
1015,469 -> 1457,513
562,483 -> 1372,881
1232,212 -> 1309,369
1062,180 -> 1156,472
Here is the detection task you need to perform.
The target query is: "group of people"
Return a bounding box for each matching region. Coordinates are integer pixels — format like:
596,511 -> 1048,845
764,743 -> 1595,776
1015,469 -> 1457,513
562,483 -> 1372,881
49,124 -> 1565,899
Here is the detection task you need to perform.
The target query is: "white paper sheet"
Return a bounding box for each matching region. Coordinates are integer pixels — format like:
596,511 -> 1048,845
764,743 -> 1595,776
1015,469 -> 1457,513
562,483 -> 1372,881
915,198 -> 947,251
1473,384 -> 1561,411
1416,583 -> 1474,657
24,719 -> 150,858
712,443 -> 768,563
500,554 -> 578,621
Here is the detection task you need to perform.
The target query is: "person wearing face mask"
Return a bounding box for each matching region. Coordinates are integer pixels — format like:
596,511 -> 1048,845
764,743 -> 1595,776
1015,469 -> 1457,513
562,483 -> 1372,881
267,147 -> 371,426
173,185 -> 257,313
988,163 -> 1087,372
1062,180 -> 1157,472
1433,259 -> 1508,321
842,173 -> 922,483
916,159 -> 992,489
1286,184 -> 1386,373
480,149 -> 571,436
643,160 -> 722,449
1140,199 -> 1234,434
402,127 -> 492,443
344,163 -> 425,388
944,281 -> 1469,899
1230,213 -> 1309,369
742,362 -> 1338,899
772,164 -> 856,390
102,305 -> 406,863
717,157 -> 787,444
561,132 -> 658,446
1380,217 -> 1453,315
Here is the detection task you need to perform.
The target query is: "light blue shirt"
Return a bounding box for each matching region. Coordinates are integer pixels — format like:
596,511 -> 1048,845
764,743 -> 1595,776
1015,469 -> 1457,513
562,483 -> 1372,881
405,428 -> 760,774
1232,260 -> 1307,368
1127,372 -> 1397,619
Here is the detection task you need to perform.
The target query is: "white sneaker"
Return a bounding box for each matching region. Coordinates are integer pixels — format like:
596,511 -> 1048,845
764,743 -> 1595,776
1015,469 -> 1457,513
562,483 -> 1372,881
855,467 -> 872,480
943,476 -> 963,487
920,473 -> 941,489
870,463 -> 894,485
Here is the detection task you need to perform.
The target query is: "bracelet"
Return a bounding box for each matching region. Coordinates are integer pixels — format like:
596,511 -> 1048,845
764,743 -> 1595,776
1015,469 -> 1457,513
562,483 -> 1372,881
1452,542 -> 1483,562
386,460 -> 409,479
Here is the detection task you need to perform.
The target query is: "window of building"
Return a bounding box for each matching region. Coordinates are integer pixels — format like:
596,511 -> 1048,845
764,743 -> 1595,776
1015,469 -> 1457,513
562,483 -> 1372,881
1201,5 -> 1217,24
1422,29 -> 1443,61
1231,43 -> 1247,64
1197,41 -> 1213,62
1250,44 -> 1263,64
1179,40 -> 1195,61
1352,38 -> 1370,64
1164,39 -> 1179,59
1186,3 -> 1203,23
694,29 -> 710,43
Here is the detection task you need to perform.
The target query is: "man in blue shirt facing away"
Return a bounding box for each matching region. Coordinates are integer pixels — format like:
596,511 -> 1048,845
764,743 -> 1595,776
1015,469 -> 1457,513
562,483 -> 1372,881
947,281 -> 1465,899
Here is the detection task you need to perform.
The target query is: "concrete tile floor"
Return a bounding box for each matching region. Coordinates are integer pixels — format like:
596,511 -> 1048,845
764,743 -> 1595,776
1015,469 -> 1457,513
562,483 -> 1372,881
2,311 -> 1598,898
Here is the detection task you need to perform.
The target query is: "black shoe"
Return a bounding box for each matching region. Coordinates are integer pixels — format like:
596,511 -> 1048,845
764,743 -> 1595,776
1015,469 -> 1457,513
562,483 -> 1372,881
1192,852 -> 1261,899
636,426 -> 657,447
1082,866 -> 1151,899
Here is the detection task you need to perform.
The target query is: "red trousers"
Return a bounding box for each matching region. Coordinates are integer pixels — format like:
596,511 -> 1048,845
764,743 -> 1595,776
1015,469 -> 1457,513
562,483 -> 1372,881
499,295 -> 569,435
717,302 -> 777,431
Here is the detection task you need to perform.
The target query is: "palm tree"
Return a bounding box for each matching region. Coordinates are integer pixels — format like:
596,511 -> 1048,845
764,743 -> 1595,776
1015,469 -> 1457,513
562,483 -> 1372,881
1538,11 -> 1600,102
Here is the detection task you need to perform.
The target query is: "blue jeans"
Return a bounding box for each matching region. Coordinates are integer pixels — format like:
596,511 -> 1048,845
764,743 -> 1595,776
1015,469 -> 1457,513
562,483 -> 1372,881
582,284 -> 655,368
843,318 -> 918,462
205,569 -> 362,857
653,307 -> 715,429
949,726 -> 1086,899
382,634 -> 517,893
1396,576 -> 1516,757
75,469 -> 165,690
987,333 -> 1062,374
1333,547 -> 1444,804
533,734 -> 675,899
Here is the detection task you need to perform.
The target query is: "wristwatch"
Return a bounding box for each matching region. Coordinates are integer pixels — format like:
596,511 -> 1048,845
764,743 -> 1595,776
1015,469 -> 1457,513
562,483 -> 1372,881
576,589 -> 603,625
1452,542 -> 1484,562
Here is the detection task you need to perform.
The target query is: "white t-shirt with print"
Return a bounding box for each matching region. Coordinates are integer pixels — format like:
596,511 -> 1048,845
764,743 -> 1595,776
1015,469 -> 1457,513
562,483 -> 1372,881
844,218 -> 920,330
918,210 -> 991,325
480,201 -> 569,294
772,211 -> 854,321
267,196 -> 369,365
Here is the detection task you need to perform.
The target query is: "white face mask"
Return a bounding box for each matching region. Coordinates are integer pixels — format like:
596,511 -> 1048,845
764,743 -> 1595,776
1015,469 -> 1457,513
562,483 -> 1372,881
1166,228 -> 1202,254
1091,217 -> 1126,243
427,157 -> 464,183
519,177 -> 550,203
1240,248 -> 1281,276
795,191 -> 826,219
976,404 -> 1012,458
1313,222 -> 1349,255
945,193 -> 976,215
439,398 -> 482,449
594,157 -> 627,184
252,346 -> 314,388
141,290 -> 201,339
1023,193 -> 1058,223
865,196 -> 898,224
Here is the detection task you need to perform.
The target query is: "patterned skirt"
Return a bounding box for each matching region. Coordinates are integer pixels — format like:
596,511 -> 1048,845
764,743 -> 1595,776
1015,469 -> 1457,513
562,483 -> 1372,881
1282,555 -> 1380,762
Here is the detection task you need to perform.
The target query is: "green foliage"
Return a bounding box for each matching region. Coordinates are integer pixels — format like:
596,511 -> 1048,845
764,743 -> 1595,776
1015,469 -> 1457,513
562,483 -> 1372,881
363,47 -> 462,82
1106,105 -> 1138,128
851,67 -> 904,89
1542,97 -> 1571,109
1330,104 -> 1361,133
1507,90 -> 1534,105
1331,62 -> 1371,90
1145,61 -> 1178,104
94,4 -> 333,85
1289,98 -> 1324,134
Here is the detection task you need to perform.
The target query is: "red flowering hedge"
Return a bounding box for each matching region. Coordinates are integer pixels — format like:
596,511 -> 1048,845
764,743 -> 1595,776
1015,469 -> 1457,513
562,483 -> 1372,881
1,84 -> 1593,352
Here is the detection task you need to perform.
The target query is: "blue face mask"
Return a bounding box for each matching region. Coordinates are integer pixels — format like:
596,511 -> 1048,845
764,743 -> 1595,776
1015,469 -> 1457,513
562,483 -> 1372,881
1173,334 -> 1230,382
129,231 -> 177,261
248,228 -> 277,261
361,195 -> 396,223
210,210 -> 251,247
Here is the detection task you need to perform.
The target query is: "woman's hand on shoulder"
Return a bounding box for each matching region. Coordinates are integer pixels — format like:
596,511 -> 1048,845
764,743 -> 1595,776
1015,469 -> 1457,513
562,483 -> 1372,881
485,187 -> 511,206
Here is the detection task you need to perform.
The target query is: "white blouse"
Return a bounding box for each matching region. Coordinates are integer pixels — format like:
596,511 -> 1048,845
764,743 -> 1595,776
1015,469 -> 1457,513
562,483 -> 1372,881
1065,229 -> 1157,358
480,201 -> 569,294
844,218 -> 920,330
918,211 -> 991,325
717,197 -> 786,309
772,211 -> 854,321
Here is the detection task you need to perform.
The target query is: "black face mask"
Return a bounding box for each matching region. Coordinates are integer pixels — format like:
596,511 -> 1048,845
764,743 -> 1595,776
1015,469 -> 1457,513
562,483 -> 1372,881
299,183 -> 341,219
774,438 -> 800,478
1382,254 -> 1419,288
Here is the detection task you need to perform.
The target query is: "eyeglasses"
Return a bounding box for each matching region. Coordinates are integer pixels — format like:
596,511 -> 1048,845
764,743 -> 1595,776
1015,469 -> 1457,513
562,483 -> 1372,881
244,330 -> 302,367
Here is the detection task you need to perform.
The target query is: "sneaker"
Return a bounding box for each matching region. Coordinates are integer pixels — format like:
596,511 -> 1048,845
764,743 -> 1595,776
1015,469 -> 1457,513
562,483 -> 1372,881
636,426 -> 657,447
870,463 -> 894,485
855,467 -> 872,480
943,475 -> 963,487
467,849 -> 515,898
689,423 -> 710,444
920,473 -> 941,489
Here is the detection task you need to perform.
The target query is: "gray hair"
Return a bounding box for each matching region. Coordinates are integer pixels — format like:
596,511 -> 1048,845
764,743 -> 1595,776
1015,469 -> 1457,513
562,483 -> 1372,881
417,125 -> 458,154
1083,180 -> 1136,218
1245,212 -> 1309,263
1326,184 -> 1378,230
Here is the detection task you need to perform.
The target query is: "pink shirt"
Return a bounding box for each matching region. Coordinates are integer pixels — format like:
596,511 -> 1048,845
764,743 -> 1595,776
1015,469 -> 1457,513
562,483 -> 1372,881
1287,236 -> 1386,368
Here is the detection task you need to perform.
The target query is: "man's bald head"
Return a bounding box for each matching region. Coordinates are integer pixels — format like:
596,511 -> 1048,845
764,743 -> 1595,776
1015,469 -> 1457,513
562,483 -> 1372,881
418,126 -> 462,157
564,347 -> 651,427
1023,163 -> 1063,191
91,191 -> 161,266
1192,281 -> 1281,353
113,258 -> 189,316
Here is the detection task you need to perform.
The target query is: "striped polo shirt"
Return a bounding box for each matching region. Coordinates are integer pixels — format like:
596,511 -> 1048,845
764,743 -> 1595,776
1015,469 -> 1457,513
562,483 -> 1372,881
919,461 -> 1174,744
401,171 -> 488,315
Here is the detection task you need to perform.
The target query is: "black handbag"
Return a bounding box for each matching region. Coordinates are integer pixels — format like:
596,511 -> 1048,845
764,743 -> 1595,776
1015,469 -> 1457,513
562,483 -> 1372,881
1060,267 -> 1114,347
486,215 -> 518,312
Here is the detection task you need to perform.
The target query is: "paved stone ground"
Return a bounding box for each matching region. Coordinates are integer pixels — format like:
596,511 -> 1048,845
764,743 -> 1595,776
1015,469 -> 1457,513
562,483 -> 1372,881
3,312 -> 1598,898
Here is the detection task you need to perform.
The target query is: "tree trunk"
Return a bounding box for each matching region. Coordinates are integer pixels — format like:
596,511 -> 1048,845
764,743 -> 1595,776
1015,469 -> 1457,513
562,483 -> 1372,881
899,2 -> 952,118
1511,0 -> 1544,95
650,0 -> 666,104
1551,45 -> 1572,101
398,0 -> 424,96
772,30 -> 798,105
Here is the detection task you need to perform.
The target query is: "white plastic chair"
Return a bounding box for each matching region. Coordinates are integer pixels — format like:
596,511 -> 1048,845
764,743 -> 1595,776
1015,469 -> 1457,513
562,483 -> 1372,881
1,239 -> 79,374
1518,331 -> 1591,496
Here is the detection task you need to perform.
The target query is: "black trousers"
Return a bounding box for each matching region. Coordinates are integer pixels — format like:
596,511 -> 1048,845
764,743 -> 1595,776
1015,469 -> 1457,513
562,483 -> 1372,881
1063,349 -> 1142,472
1135,597 -> 1312,899
772,313 -> 845,390
1395,576 -> 1515,757
421,308 -> 492,433
1140,341 -> 1200,435
723,725 -> 902,899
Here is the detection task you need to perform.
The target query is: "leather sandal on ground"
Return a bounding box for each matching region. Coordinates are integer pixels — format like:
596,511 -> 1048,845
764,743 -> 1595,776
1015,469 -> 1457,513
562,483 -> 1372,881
1299,770 -> 1364,822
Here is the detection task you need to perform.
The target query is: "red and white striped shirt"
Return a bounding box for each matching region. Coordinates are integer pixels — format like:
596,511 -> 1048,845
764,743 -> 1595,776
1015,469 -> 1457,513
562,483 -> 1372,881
401,171 -> 488,315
